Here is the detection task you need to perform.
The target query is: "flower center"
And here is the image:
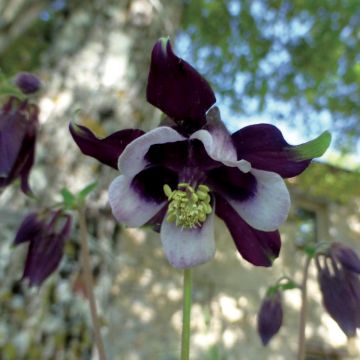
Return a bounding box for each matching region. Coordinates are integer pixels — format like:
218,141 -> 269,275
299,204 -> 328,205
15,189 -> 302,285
163,183 -> 212,229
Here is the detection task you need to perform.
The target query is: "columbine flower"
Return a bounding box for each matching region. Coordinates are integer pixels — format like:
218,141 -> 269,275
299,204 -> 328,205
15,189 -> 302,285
13,210 -> 72,286
0,94 -> 39,194
70,38 -> 330,268
315,244 -> 360,337
257,290 -> 283,345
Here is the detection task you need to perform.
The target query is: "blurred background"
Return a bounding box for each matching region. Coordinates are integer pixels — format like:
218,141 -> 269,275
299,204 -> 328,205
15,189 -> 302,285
0,0 -> 359,359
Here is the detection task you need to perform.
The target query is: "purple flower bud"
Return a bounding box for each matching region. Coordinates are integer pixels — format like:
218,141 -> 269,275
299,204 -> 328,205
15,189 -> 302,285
330,242 -> 360,274
14,210 -> 72,287
14,72 -> 41,94
257,290 -> 283,345
0,97 -> 39,194
316,255 -> 360,337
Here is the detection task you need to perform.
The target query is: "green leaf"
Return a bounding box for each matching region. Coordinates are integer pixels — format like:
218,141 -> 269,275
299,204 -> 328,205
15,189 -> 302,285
77,181 -> 97,201
60,187 -> 76,208
293,131 -> 332,160
0,84 -> 24,99
279,280 -> 299,291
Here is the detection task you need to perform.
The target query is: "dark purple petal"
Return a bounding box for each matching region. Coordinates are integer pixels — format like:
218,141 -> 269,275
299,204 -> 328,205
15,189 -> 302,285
316,259 -> 360,337
232,124 -> 311,178
207,166 -> 257,201
257,291 -> 283,345
14,72 -> 42,94
145,139 -> 220,172
18,134 -> 36,195
131,165 -> 178,203
13,213 -> 44,245
69,122 -> 144,168
146,38 -> 216,134
0,110 -> 27,177
215,195 -> 280,266
331,243 -> 360,274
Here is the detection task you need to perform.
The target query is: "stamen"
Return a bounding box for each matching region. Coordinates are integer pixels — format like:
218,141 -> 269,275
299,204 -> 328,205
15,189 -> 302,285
163,183 -> 212,229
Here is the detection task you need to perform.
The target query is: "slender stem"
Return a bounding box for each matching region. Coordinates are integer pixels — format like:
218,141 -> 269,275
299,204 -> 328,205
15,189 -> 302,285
297,255 -> 312,360
181,268 -> 193,360
78,205 -> 106,360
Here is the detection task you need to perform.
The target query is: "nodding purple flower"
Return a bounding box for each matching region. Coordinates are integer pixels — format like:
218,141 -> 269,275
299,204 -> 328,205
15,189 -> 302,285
70,38 -> 330,269
257,290 -> 283,345
0,96 -> 39,194
316,245 -> 360,337
14,210 -> 72,287
14,72 -> 42,95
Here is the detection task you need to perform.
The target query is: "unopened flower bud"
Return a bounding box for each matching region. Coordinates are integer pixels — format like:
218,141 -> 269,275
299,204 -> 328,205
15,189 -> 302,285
316,255 -> 360,337
14,72 -> 41,94
257,290 -> 283,346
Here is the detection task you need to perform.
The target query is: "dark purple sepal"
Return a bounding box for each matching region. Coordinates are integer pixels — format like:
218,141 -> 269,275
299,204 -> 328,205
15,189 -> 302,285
231,124 -> 311,178
215,195 -> 280,266
0,99 -> 38,194
146,38 -> 216,135
13,213 -> 44,245
316,257 -> 360,337
21,212 -> 72,287
69,122 -> 144,169
330,243 -> 360,274
14,72 -> 42,94
257,290 -> 283,346
0,106 -> 28,177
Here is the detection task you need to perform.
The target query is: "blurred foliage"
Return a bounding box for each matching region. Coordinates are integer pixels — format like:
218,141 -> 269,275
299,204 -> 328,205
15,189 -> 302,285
1,0 -> 360,150
182,0 -> 360,150
288,161 -> 360,204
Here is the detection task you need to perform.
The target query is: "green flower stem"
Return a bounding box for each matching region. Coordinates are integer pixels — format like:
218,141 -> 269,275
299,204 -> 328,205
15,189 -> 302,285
297,255 -> 312,360
78,205 -> 106,360
181,268 -> 193,360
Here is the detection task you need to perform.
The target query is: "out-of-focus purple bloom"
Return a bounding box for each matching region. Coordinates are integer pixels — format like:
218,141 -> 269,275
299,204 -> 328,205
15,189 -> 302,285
257,290 -> 283,345
316,247 -> 360,337
70,38 -> 330,269
14,72 -> 42,95
330,242 -> 360,274
0,97 -> 39,194
14,210 -> 72,287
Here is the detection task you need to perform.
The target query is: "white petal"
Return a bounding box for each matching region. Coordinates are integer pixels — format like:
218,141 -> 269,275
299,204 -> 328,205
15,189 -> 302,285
226,169 -> 290,231
191,129 -> 251,173
160,210 -> 216,268
108,175 -> 166,227
118,126 -> 185,176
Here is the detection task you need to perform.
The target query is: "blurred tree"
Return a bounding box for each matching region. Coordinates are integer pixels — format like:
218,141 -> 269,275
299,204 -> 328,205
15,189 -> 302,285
182,0 -> 360,150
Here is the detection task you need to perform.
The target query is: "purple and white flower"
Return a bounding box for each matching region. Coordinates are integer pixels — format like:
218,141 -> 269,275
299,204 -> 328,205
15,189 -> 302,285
70,38 -> 330,269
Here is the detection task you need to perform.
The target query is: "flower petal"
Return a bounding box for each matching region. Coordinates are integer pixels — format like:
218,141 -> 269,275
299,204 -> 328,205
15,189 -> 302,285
232,124 -> 331,178
108,175 -> 166,227
145,138 -> 221,173
191,107 -> 251,172
224,169 -> 290,231
0,110 -> 27,177
13,213 -> 44,245
146,38 -> 216,134
69,122 -> 144,169
215,195 -> 280,266
160,210 -> 216,268
119,126 -> 185,176
207,166 -> 257,201
23,234 -> 65,286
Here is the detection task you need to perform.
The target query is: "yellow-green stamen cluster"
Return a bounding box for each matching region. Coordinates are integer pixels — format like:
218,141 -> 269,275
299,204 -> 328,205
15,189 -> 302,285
163,183 -> 212,229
